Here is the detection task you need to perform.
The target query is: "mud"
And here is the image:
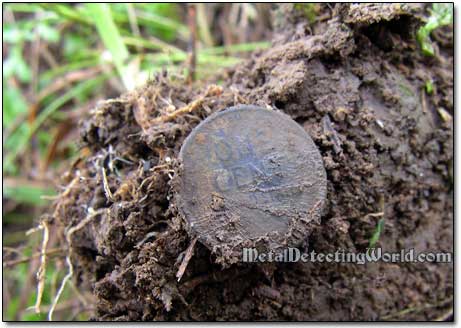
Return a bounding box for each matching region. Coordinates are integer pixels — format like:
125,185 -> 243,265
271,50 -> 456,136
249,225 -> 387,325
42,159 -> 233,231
49,4 -> 453,321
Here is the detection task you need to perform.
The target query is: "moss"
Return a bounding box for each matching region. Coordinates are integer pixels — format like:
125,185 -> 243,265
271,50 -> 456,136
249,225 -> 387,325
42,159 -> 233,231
293,3 -> 319,24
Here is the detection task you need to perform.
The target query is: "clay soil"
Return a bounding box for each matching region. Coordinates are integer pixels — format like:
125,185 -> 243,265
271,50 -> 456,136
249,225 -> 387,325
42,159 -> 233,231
47,4 -> 453,321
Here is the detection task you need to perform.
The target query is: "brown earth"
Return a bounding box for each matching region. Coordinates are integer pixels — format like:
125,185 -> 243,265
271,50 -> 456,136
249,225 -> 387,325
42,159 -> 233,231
47,3 -> 453,321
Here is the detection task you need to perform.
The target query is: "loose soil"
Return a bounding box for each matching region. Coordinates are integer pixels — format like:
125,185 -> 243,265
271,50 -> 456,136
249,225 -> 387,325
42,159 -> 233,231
48,4 -> 453,321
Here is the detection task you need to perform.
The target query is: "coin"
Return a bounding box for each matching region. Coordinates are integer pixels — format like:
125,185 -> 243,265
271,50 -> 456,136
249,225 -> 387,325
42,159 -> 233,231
177,105 -> 327,263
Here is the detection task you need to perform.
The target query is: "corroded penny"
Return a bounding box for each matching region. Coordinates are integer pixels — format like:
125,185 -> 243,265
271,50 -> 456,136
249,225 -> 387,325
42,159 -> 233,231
178,105 -> 327,263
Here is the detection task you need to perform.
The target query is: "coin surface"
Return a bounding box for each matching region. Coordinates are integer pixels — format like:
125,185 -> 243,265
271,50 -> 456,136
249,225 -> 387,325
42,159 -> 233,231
177,105 -> 327,263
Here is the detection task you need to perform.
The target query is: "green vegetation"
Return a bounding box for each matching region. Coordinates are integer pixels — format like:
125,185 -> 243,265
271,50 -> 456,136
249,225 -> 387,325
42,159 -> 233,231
2,3 -> 270,320
294,3 -> 319,24
425,79 -> 434,94
417,3 -> 453,56
369,219 -> 385,249
3,2 -> 270,206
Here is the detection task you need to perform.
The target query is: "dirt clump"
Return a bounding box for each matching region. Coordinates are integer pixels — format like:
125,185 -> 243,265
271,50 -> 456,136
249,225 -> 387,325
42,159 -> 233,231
49,3 -> 453,321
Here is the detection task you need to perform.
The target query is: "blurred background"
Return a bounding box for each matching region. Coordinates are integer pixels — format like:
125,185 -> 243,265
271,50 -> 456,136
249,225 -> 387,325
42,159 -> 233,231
2,3 -> 276,320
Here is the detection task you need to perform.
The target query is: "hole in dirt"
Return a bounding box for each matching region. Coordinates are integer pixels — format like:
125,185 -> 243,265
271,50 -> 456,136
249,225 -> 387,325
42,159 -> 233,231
135,143 -> 156,161
152,221 -> 169,232
328,274 -> 340,286
274,100 -> 286,110
360,16 -> 414,52
95,258 -> 117,280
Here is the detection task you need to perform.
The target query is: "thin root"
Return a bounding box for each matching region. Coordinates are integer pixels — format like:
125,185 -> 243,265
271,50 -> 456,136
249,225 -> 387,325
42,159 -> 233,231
48,208 -> 106,321
101,167 -> 114,202
26,225 -> 43,236
152,85 -> 222,124
48,256 -> 73,321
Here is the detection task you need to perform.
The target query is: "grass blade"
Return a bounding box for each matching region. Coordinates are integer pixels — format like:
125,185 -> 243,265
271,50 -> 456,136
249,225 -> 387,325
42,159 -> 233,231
4,184 -> 55,206
38,3 -> 91,25
4,75 -> 108,170
86,3 -> 134,90
369,219 -> 385,248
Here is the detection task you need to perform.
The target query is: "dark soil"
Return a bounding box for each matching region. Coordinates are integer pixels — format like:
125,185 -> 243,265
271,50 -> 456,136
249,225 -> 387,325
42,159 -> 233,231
48,4 -> 453,321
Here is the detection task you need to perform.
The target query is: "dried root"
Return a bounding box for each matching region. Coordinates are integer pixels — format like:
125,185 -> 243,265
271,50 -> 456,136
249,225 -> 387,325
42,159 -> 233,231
48,208 -> 108,321
33,220 -> 49,313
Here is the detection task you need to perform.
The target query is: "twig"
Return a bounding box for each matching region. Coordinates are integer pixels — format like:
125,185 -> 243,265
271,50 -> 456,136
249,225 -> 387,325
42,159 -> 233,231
3,248 -> 65,268
186,4 -> 197,83
34,221 -> 49,313
176,237 -> 198,282
421,87 -> 428,113
196,3 -> 214,47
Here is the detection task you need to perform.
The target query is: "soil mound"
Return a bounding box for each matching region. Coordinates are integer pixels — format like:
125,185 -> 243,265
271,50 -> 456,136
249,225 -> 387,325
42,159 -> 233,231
49,4 -> 453,321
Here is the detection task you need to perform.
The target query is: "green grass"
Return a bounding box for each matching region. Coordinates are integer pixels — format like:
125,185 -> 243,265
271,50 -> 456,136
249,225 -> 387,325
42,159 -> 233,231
3,3 -> 271,177
3,249 -> 74,321
4,75 -> 109,171
86,4 -> 133,90
4,185 -> 55,206
425,79 -> 434,94
417,3 -> 453,56
369,219 -> 385,249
